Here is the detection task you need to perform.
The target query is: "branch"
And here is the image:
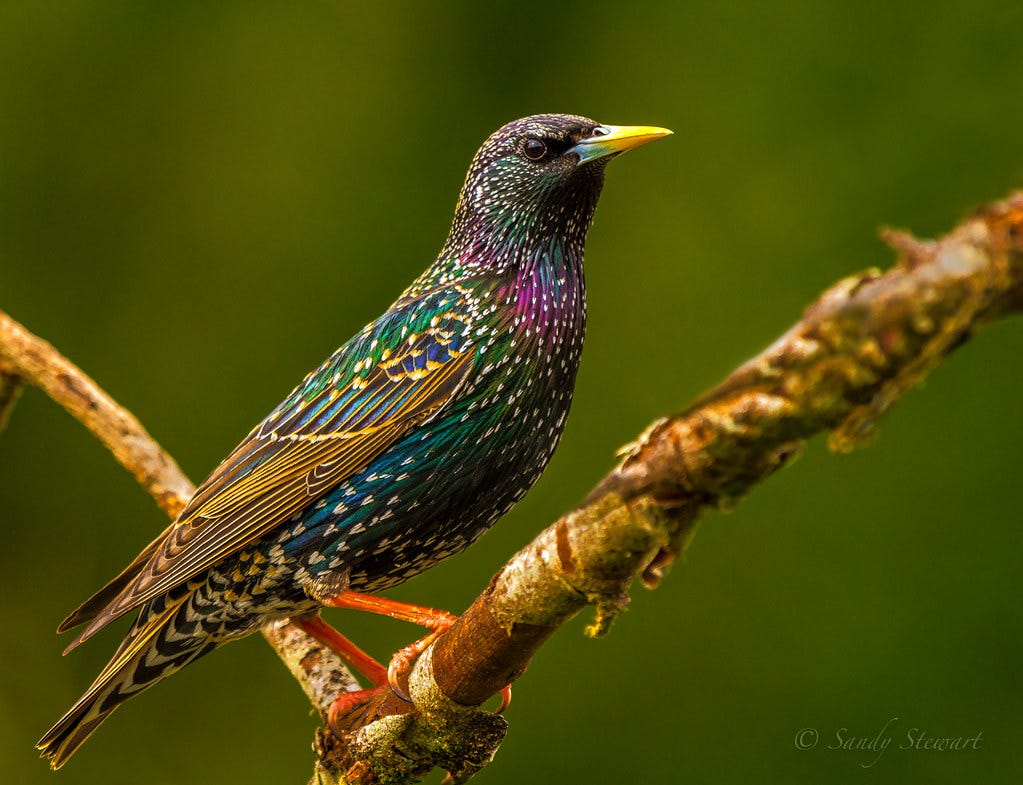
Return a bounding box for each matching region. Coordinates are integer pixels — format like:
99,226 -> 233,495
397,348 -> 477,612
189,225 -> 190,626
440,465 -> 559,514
3,192 -> 1022,783
308,192 -> 1023,782
0,314 -> 192,518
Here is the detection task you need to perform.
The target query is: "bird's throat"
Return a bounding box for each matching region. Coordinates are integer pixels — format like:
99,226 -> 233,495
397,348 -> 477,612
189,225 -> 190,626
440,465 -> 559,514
507,238 -> 586,337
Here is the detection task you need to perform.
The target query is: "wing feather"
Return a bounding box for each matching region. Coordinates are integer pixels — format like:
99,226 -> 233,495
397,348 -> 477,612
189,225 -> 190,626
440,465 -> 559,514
69,289 -> 476,645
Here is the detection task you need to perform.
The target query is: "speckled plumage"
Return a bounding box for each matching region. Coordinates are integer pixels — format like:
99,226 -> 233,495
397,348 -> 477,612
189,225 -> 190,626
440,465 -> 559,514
38,114 -> 670,767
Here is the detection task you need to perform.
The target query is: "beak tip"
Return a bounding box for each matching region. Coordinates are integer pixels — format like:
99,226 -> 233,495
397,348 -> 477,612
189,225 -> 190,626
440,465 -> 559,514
570,123 -> 674,163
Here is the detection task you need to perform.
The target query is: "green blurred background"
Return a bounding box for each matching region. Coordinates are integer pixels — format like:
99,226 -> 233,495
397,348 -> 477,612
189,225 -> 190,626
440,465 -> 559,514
2,2 -> 1022,783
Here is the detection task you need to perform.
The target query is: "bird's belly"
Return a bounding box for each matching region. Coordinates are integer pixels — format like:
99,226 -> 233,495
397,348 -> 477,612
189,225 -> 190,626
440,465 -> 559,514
275,376 -> 575,594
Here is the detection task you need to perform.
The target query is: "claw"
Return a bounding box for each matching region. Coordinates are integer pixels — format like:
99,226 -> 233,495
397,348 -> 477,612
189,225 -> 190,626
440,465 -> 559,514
386,624 -> 452,701
291,594 -> 461,732
386,661 -> 411,702
495,684 -> 512,713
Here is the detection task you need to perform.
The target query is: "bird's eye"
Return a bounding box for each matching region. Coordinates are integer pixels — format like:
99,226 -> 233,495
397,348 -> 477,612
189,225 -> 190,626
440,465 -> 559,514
522,138 -> 548,161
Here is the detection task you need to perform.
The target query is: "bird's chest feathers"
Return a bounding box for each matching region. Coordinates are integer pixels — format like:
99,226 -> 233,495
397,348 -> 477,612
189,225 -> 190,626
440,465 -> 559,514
462,250 -> 586,429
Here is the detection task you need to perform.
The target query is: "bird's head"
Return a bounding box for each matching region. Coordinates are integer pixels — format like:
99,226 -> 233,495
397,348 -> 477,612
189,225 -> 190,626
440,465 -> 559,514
447,113 -> 671,268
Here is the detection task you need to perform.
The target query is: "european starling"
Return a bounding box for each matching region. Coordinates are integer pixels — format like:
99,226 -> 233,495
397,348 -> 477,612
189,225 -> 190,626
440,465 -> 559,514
37,113 -> 671,767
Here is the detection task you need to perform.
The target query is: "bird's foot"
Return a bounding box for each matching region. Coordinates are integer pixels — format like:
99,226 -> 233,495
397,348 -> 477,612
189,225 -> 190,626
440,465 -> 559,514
326,685 -> 389,736
318,589 -> 460,700
387,628 -> 512,714
386,624 -> 452,700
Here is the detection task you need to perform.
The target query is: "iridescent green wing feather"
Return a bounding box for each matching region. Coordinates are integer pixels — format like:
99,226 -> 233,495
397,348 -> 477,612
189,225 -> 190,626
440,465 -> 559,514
67,285 -> 476,645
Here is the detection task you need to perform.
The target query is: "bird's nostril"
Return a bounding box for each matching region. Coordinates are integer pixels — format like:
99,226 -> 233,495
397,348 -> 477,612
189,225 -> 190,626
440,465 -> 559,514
592,126 -> 610,137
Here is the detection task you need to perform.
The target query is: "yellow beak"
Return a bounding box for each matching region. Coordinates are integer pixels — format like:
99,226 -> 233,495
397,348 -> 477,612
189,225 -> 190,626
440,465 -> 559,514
569,124 -> 673,163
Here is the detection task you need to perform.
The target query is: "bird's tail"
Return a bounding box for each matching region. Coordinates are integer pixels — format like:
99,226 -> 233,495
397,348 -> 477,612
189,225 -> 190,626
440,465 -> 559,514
37,591 -> 211,769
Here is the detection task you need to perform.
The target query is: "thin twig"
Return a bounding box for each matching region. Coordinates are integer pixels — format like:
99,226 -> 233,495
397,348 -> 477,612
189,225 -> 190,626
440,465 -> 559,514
0,313 -> 193,517
0,369 -> 25,432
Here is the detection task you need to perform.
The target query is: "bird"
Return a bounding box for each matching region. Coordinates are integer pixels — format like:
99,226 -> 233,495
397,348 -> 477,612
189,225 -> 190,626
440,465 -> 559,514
37,113 -> 671,768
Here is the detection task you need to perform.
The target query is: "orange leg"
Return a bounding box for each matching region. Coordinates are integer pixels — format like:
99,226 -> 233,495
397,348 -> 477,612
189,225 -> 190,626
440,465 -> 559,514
320,589 -> 457,628
301,591 -> 514,722
319,590 -> 457,699
292,614 -> 387,686
291,615 -> 391,731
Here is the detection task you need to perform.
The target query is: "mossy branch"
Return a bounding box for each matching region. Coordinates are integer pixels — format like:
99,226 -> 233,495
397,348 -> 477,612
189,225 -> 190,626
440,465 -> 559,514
2,192 -> 1021,784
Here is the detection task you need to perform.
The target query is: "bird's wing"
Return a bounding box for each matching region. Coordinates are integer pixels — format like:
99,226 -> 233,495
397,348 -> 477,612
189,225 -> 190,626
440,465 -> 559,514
69,286 -> 476,645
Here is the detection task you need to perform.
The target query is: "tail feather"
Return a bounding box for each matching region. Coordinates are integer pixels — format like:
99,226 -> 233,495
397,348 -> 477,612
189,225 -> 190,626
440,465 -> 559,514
38,593 -> 196,769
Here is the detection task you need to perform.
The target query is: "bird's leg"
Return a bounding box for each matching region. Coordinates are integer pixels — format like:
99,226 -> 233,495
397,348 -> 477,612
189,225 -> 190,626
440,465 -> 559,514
291,614 -> 388,685
318,590 -> 457,699
319,589 -> 457,628
291,614 -> 392,731
317,590 -> 512,711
